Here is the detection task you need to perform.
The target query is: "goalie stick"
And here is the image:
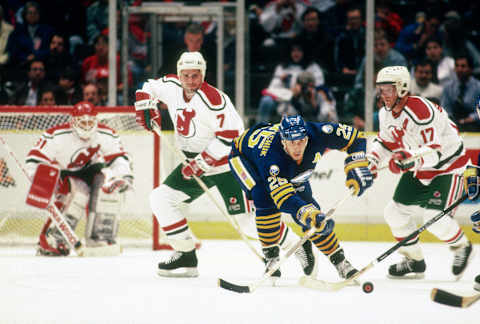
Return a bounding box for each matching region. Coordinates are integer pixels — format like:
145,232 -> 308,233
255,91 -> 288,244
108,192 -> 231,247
0,134 -> 83,256
299,193 -> 469,292
431,288 -> 480,308
218,190 -> 354,293
151,123 -> 263,262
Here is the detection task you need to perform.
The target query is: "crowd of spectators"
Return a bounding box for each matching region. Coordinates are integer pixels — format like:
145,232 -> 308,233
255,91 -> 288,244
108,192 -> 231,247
0,0 -> 479,131
248,0 -> 480,131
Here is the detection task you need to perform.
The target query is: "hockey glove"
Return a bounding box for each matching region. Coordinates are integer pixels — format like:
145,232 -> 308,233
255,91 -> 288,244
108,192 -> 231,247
471,211 -> 480,234
102,175 -> 133,194
134,91 -> 160,131
464,166 -> 479,200
181,151 -> 217,180
344,152 -> 374,197
388,150 -> 423,174
366,151 -> 380,179
297,204 -> 334,235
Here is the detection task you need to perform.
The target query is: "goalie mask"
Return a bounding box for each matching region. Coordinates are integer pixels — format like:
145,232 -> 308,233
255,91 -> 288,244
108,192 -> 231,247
177,51 -> 206,81
71,101 -> 98,140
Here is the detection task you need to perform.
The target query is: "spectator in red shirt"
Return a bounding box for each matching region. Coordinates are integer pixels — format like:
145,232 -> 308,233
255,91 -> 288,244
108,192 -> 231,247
81,34 -> 131,92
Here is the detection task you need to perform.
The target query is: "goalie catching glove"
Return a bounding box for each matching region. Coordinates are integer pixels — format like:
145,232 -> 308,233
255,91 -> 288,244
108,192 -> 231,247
134,91 -> 161,131
297,204 -> 334,235
344,152 -> 374,196
102,175 -> 133,194
181,151 -> 219,180
463,165 -> 479,201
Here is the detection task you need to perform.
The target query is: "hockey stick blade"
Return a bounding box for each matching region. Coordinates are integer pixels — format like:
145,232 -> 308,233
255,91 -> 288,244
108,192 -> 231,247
218,278 -> 251,293
431,288 -> 480,308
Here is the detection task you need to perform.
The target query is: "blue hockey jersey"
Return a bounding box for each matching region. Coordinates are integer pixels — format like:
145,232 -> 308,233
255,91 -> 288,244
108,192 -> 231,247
229,121 -> 367,221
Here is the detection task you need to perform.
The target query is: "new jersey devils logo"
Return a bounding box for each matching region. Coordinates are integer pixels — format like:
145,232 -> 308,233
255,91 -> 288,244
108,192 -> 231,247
176,108 -> 196,137
68,145 -> 100,169
387,125 -> 406,150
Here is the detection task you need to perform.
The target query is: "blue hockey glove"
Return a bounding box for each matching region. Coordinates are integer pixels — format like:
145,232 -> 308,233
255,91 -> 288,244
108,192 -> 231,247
464,166 -> 479,200
344,152 -> 374,196
471,211 -> 480,234
297,204 -> 334,235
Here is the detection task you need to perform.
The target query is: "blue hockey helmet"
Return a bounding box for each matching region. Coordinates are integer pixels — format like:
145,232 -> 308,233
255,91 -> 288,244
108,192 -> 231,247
279,115 -> 307,141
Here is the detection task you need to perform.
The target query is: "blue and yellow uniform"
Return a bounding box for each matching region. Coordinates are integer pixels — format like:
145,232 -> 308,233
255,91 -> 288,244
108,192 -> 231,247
229,119 -> 370,257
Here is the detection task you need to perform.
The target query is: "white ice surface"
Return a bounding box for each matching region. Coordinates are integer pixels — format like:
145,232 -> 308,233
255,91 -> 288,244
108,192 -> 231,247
1,241 -> 478,324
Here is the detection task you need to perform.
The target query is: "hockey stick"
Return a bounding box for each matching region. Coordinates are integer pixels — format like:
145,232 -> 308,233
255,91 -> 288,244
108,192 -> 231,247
299,193 -> 469,292
0,135 -> 84,256
431,288 -> 480,308
218,190 -> 354,293
151,123 -> 263,262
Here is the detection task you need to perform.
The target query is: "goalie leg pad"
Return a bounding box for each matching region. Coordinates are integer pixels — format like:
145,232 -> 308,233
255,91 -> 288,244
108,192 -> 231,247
26,164 -> 60,209
60,177 -> 90,227
86,174 -> 123,244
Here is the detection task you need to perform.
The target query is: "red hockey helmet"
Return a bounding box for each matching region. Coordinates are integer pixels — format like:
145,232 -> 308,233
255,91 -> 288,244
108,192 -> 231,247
71,101 -> 98,140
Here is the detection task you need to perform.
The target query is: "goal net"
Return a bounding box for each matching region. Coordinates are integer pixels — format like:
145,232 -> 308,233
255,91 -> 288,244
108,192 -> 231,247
0,106 -> 173,250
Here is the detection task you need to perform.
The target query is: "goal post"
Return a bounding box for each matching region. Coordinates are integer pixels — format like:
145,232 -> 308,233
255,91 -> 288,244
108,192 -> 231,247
0,105 -> 171,250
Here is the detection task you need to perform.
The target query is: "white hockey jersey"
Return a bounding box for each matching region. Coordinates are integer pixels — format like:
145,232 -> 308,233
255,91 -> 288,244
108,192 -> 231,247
370,96 -> 468,184
25,123 -> 132,180
139,74 -> 244,174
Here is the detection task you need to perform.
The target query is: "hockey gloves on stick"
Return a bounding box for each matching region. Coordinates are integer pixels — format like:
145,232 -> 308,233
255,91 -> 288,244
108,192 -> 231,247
471,211 -> 480,234
102,175 -> 133,194
366,151 -> 380,179
134,91 -> 160,131
181,151 -> 218,180
344,152 -> 374,197
297,204 -> 334,235
464,166 -> 479,201
389,150 -> 423,174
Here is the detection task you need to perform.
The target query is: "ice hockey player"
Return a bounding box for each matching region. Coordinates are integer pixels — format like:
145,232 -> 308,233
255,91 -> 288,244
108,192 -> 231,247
134,51 -> 315,278
367,66 -> 473,279
25,101 -> 133,256
228,114 -> 374,280
463,98 -> 480,291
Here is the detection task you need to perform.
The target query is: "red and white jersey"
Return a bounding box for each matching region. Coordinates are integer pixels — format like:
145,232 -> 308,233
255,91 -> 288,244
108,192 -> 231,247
25,123 -> 132,180
139,74 -> 244,174
370,96 -> 468,184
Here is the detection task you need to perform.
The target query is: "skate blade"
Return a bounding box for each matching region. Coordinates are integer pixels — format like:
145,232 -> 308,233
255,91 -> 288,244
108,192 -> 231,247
387,273 -> 425,280
157,267 -> 199,278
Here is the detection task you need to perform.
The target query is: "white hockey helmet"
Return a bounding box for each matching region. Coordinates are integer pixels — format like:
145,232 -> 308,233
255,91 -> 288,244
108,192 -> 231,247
177,51 -> 206,80
376,66 -> 410,98
71,101 -> 98,140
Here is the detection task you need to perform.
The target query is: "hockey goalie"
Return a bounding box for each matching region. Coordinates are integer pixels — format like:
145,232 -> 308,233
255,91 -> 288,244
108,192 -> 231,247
25,101 -> 133,256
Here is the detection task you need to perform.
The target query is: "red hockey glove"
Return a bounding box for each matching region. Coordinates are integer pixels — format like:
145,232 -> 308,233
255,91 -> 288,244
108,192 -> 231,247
366,151 -> 380,179
389,150 -> 423,174
134,91 -> 160,131
181,151 -> 218,180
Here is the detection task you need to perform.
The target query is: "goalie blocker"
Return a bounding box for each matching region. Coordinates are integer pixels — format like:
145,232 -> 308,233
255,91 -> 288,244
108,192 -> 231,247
26,164 -> 60,209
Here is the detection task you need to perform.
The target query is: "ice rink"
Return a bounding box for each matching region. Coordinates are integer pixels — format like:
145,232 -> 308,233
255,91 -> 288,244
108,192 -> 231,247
1,240 -> 479,324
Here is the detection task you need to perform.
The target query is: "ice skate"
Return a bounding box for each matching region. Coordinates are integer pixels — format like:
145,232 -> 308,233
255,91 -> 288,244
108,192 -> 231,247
263,245 -> 281,285
329,248 -> 358,283
157,249 -> 198,278
474,275 -> 480,292
451,241 -> 473,280
388,257 -> 426,279
294,240 -> 317,276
